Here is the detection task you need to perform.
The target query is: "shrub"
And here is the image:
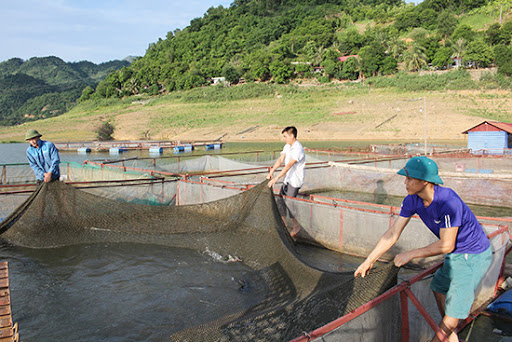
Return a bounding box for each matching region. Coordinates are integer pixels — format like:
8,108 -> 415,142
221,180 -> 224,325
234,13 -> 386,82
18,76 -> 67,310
95,121 -> 115,141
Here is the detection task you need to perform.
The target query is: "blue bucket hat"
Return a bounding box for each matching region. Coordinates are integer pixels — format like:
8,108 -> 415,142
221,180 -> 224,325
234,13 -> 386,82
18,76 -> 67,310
397,156 -> 443,184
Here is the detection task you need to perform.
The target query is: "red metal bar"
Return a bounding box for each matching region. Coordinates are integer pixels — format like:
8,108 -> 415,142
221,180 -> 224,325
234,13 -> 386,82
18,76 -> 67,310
287,224 -> 509,342
288,262 -> 444,342
403,288 -> 450,342
400,291 -> 410,342
339,209 -> 343,251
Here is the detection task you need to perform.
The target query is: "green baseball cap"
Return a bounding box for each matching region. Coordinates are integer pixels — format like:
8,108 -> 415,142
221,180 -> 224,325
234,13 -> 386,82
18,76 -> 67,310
25,129 -> 42,140
397,156 -> 443,184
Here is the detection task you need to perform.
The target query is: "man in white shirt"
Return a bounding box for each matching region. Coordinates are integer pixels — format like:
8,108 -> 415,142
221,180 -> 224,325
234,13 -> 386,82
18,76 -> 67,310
267,126 -> 305,236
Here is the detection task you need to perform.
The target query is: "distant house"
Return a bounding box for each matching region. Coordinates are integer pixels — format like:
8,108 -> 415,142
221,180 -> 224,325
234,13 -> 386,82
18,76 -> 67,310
337,55 -> 358,63
451,56 -> 474,69
451,56 -> 463,68
212,77 -> 226,85
462,121 -> 512,155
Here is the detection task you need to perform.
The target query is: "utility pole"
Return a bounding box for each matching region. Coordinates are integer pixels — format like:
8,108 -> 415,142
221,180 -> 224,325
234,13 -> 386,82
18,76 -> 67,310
424,96 -> 427,156
419,97 -> 427,156
501,3 -> 503,25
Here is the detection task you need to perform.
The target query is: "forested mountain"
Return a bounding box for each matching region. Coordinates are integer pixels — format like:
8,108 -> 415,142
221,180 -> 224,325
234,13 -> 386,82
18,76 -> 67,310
0,57 -> 130,125
85,0 -> 512,102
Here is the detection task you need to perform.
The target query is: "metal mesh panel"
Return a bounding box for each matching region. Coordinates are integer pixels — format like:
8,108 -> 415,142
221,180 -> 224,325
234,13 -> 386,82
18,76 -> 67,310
324,162 -> 512,208
81,180 -> 178,205
0,193 -> 30,220
0,164 -> 36,184
312,294 -> 401,342
176,181 -> 243,205
473,224 -> 511,309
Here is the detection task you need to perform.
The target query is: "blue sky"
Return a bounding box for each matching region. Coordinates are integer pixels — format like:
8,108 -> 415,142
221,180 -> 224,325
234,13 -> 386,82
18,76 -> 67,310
1,0 -> 422,64
0,0 -> 233,64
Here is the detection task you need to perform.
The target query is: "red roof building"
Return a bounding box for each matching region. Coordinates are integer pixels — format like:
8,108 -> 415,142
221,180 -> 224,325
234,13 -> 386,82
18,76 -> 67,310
462,121 -> 512,154
462,121 -> 512,134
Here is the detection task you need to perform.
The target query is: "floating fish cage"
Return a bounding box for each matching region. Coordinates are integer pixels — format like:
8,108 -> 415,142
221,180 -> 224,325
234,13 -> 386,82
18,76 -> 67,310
0,150 -> 510,341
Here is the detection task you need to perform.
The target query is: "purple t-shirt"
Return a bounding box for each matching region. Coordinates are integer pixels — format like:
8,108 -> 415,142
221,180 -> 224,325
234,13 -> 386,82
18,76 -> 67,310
399,185 -> 489,254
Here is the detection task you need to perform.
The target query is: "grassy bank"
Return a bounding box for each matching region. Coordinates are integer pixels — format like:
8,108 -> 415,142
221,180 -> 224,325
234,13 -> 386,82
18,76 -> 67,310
1,80 -> 511,144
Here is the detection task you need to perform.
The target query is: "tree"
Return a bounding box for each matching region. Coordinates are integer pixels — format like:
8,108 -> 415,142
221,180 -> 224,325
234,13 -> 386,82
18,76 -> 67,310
78,86 -> 94,102
269,60 -> 293,83
386,35 -> 406,59
419,36 -> 441,63
408,28 -> 429,43
340,57 -> 359,80
486,23 -> 502,46
451,24 -> 475,43
500,21 -> 512,45
245,50 -> 272,81
336,28 -> 364,55
394,7 -> 421,31
293,63 -> 312,78
222,64 -> 242,83
437,11 -> 458,38
464,39 -> 494,68
431,47 -> 453,69
494,44 -> 512,76
380,56 -> 398,75
450,38 -> 467,67
95,121 -> 115,141
322,59 -> 341,79
419,8 -> 437,30
358,43 -> 385,77
402,44 -> 428,72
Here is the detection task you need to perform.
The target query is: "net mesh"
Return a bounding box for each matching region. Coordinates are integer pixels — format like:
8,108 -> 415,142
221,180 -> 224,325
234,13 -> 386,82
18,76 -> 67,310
0,180 -> 398,341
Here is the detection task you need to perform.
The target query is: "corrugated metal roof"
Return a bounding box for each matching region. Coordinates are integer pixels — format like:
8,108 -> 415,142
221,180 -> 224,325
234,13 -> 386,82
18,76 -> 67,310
462,121 -> 512,134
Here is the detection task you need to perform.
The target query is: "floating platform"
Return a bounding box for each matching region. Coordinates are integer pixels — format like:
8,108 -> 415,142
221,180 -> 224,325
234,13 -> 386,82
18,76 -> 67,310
54,140 -> 223,152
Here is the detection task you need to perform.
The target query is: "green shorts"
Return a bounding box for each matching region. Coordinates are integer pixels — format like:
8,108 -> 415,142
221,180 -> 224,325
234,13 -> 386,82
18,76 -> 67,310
430,246 -> 492,319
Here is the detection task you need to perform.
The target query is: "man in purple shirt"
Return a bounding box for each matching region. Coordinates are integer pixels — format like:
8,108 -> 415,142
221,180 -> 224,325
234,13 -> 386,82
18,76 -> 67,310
354,156 -> 491,342
25,129 -> 60,184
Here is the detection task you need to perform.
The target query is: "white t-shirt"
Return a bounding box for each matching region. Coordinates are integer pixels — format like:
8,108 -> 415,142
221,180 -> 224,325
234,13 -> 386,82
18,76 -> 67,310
281,140 -> 305,188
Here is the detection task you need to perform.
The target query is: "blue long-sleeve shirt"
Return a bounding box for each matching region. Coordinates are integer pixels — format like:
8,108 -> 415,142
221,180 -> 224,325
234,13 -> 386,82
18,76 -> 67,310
26,140 -> 60,181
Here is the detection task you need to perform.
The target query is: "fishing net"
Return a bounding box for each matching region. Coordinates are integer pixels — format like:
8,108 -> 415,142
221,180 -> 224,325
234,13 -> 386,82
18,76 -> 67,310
0,180 -> 398,341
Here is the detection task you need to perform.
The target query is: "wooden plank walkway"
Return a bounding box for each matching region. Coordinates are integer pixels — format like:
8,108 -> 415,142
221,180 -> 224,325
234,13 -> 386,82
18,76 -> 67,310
0,263 -> 18,342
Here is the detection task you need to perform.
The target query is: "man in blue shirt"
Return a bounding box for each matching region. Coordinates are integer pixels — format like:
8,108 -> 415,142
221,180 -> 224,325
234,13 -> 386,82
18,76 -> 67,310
354,156 -> 491,342
25,129 -> 60,184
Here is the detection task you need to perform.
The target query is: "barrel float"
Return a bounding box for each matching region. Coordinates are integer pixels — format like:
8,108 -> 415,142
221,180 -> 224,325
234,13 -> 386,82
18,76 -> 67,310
149,146 -> 163,154
77,147 -> 91,153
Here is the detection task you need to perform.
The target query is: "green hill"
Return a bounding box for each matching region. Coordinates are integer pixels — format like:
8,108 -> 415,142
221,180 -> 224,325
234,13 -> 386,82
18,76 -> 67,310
0,56 -> 130,126
86,0 -> 512,102
4,0 -> 512,131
